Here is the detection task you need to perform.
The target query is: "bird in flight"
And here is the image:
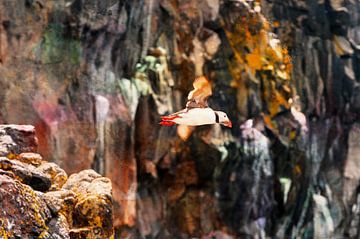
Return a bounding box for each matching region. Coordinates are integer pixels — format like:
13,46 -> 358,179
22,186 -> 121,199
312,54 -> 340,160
160,76 -> 232,128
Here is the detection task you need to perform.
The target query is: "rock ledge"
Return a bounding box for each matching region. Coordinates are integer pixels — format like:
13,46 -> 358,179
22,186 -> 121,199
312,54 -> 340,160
0,125 -> 114,239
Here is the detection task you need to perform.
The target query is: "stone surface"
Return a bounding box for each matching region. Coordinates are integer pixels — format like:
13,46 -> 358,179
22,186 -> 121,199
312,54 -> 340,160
42,190 -> 77,222
0,125 -> 37,156
261,0 -> 360,238
17,152 -> 43,166
38,162 -> 68,191
0,156 -> 51,192
0,174 -> 52,238
47,215 -> 71,239
63,169 -> 114,238
0,125 -> 114,238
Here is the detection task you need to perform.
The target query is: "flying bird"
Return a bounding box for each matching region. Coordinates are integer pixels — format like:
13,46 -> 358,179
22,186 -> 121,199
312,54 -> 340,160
160,76 -> 232,128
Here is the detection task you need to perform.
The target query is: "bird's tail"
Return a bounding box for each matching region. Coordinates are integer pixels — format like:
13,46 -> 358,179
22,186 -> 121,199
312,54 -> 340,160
161,115 -> 181,121
159,120 -> 176,126
159,114 -> 181,126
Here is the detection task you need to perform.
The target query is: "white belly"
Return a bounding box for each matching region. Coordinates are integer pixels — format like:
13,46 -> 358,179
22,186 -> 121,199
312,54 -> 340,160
173,108 -> 216,126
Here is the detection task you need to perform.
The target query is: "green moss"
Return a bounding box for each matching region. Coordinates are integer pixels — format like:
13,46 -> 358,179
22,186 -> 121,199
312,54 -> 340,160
35,23 -> 82,66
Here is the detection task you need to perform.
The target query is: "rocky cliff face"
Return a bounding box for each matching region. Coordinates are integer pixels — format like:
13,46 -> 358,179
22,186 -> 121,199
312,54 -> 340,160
0,125 -> 114,239
261,1 -> 360,238
0,0 -> 359,238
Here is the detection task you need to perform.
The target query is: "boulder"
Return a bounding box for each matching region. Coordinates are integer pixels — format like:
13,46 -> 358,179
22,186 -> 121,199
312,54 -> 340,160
63,169 -> 114,238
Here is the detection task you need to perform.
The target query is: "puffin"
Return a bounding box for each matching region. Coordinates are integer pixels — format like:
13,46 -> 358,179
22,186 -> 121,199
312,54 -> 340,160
160,76 -> 232,128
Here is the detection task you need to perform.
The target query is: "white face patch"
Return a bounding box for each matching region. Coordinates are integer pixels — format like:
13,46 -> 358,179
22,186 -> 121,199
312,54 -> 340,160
216,111 -> 229,123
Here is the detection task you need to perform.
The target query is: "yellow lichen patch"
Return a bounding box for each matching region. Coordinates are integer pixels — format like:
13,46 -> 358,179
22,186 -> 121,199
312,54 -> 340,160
6,153 -> 17,160
26,188 -> 49,233
0,175 -> 50,237
75,194 -> 110,228
60,199 -> 76,227
268,88 -> 289,116
294,165 -> 302,175
17,152 -> 43,166
37,162 -> 68,190
62,170 -> 114,237
222,1 -> 294,124
262,114 -> 278,135
289,130 -> 297,140
0,219 -> 11,239
246,51 -> 263,73
70,226 -> 115,239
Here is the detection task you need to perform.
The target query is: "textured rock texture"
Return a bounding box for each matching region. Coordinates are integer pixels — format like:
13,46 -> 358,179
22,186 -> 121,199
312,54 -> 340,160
261,0 -> 360,238
0,0 -> 359,238
0,125 -> 114,238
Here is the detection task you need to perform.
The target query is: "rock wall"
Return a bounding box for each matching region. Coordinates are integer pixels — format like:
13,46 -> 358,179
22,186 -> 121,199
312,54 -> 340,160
261,0 -> 360,238
0,0 -> 359,238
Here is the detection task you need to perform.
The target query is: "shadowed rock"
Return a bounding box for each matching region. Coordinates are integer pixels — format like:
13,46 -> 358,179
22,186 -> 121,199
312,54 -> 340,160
0,157 -> 51,192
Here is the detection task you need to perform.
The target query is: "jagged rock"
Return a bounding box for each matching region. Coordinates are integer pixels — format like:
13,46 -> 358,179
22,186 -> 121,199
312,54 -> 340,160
333,35 -> 354,56
46,215 -> 71,239
347,192 -> 360,238
0,174 -> 52,238
313,194 -> 334,238
42,190 -> 77,222
0,168 -> 15,178
215,121 -> 273,237
0,157 -> 51,192
343,124 -> 360,205
0,125 -> 114,238
0,125 -> 37,156
69,227 -> 109,239
63,169 -> 114,238
17,152 -> 43,166
344,124 -> 360,180
0,149 -> 67,192
38,162 -> 68,191
261,1 -> 360,238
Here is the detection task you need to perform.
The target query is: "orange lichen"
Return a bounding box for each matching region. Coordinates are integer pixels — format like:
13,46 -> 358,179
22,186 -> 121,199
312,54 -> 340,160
289,130 -> 297,140
17,153 -> 43,166
62,170 -> 114,237
0,218 -> 11,239
294,165 -> 302,175
0,177 -> 49,237
223,2 -> 293,123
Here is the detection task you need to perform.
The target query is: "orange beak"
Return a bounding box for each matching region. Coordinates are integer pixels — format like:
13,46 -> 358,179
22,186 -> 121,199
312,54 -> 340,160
224,120 -> 232,128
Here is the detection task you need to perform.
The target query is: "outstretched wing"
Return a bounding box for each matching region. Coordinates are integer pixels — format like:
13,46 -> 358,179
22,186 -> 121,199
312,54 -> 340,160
186,76 -> 212,108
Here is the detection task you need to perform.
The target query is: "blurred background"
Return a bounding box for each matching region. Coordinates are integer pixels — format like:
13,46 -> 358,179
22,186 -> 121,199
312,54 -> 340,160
0,0 -> 359,238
